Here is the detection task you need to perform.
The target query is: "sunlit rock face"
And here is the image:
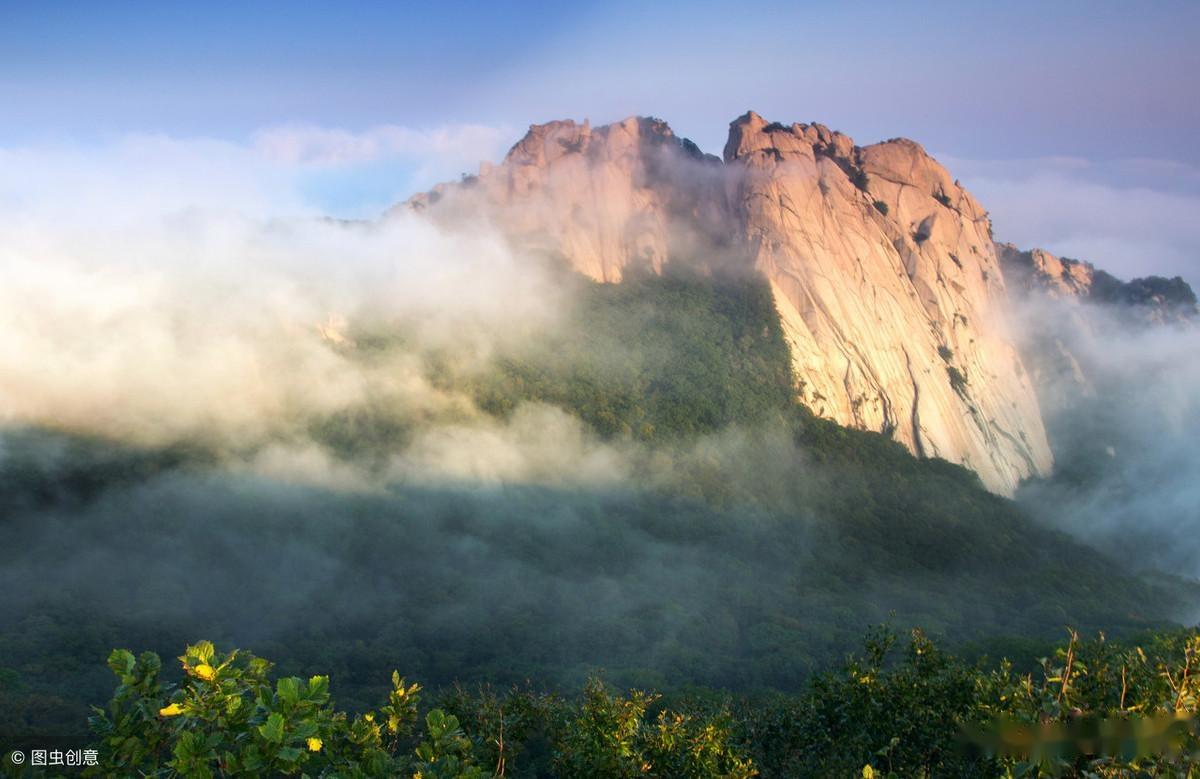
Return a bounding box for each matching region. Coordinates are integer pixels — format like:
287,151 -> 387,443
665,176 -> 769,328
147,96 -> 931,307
395,112 -> 1057,495
723,112 -> 1051,495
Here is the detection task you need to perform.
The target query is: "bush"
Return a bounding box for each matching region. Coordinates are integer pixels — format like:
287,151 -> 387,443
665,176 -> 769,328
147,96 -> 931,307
87,642 -> 757,778
87,640 -> 476,778
946,365 -> 968,394
872,200 -> 889,216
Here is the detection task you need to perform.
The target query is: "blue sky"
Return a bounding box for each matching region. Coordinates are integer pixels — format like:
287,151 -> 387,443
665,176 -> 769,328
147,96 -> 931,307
2,0 -> 1198,278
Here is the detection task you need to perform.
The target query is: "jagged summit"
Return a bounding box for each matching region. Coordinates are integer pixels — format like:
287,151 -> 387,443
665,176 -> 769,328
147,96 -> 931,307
392,113 -> 1056,494
725,110 -> 857,162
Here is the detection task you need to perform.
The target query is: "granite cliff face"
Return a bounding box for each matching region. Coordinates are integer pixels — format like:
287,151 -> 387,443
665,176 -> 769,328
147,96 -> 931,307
722,112 -> 1051,495
395,113 -> 1056,495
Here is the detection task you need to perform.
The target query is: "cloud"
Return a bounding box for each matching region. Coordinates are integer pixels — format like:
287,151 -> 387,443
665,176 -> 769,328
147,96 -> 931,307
1011,298 -> 1200,587
945,155 -> 1200,283
0,131 -> 562,454
253,123 -> 511,169
0,122 -> 512,222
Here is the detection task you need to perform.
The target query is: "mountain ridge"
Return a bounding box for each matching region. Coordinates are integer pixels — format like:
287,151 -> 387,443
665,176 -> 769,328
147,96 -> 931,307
392,112 -> 1061,494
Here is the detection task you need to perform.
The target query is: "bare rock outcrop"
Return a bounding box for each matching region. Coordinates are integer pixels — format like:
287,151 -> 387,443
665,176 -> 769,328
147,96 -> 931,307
397,116 -> 730,282
997,242 -> 1198,325
394,113 -> 1057,495
723,112 -> 1051,494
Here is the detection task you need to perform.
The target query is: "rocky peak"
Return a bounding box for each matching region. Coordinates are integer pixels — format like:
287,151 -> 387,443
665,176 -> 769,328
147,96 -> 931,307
998,242 -> 1198,324
397,115 -> 726,282
997,243 -> 1098,299
502,116 -> 700,168
724,111 -> 856,162
393,113 -> 1056,494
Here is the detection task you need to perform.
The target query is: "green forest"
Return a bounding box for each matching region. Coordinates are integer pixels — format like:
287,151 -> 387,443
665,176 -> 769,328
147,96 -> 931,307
2,268 -> 1196,776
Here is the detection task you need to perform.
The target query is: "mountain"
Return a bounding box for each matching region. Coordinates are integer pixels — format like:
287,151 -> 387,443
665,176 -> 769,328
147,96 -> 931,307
396,113 -> 1053,495
997,242 -> 1199,325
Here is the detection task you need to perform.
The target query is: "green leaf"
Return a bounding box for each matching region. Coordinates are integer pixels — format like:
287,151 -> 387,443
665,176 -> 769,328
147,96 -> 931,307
107,649 -> 136,677
276,745 -> 303,762
277,676 -> 302,706
308,674 -> 329,700
258,711 -> 286,743
426,708 -> 447,736
189,640 -> 215,664
292,721 -> 318,740
241,751 -> 264,772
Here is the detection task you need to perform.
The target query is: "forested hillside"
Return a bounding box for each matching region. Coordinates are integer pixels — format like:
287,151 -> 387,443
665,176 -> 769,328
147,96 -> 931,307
0,268 -> 1192,772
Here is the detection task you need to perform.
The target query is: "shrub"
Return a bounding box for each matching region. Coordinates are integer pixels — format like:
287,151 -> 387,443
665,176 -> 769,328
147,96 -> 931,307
87,641 -> 476,778
88,642 -> 756,778
551,679 -> 755,778
947,365 -> 968,394
872,200 -> 889,216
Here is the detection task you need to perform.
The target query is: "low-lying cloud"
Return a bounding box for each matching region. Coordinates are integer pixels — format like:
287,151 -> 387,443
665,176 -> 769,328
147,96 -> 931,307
0,128 -> 568,462
1009,292 -> 1200,587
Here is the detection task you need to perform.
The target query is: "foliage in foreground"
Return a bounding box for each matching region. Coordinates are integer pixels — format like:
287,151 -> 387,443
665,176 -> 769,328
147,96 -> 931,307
78,627 -> 1200,778
86,641 -> 753,778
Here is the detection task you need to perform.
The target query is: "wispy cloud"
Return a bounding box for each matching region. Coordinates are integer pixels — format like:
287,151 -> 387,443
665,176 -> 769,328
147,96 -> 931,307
0,123 -> 513,221
253,123 -> 511,169
0,129 -> 558,450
